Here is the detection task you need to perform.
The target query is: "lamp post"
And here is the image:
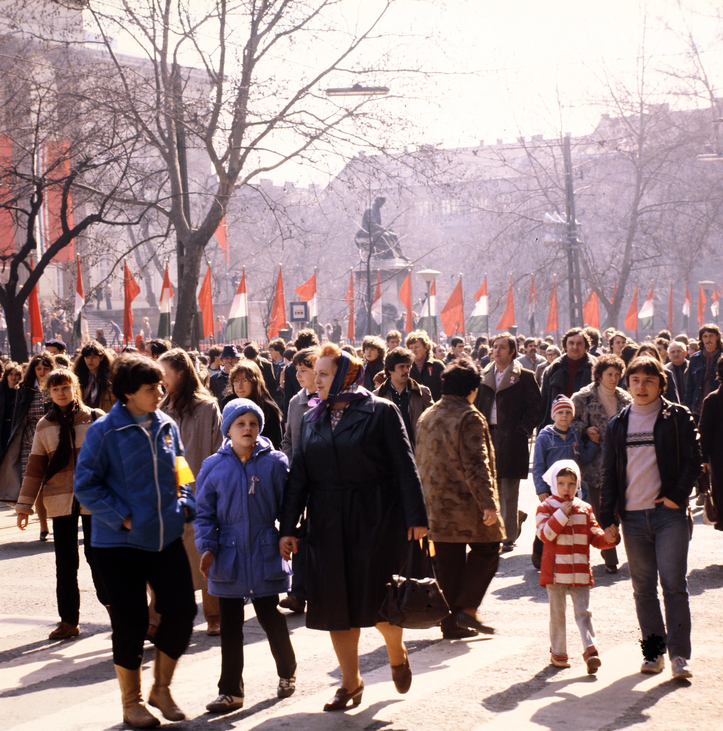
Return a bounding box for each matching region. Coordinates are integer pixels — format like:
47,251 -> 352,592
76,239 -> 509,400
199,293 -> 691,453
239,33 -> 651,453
418,268 -> 440,341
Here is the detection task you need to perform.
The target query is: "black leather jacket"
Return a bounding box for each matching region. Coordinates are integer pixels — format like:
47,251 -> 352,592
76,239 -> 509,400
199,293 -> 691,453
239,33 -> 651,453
599,399 -> 702,527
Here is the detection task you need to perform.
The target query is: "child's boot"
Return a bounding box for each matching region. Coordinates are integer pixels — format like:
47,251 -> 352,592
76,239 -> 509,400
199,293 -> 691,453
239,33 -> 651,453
584,648 -> 602,675
148,649 -> 186,721
114,665 -> 160,728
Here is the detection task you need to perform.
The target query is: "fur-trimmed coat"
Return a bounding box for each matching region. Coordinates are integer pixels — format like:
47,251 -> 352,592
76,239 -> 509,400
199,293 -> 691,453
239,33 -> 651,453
570,384 -> 632,490
415,395 -> 506,543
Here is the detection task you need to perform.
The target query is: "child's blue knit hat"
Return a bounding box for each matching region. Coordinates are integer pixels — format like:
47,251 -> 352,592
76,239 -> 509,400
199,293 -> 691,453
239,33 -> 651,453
221,398 -> 265,437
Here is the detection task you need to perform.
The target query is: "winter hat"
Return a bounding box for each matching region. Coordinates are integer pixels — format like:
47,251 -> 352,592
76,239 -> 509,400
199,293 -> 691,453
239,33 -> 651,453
221,398 -> 265,437
551,394 -> 575,419
542,459 -> 581,498
220,344 -> 241,359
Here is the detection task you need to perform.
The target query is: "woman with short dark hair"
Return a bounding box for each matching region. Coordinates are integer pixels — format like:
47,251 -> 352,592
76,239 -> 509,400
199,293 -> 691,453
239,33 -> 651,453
74,354 -> 197,727
361,335 -> 386,391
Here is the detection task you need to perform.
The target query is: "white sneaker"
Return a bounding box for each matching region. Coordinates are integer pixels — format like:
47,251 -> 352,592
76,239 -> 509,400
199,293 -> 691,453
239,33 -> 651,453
640,655 -> 665,674
671,656 -> 692,679
206,694 -> 244,713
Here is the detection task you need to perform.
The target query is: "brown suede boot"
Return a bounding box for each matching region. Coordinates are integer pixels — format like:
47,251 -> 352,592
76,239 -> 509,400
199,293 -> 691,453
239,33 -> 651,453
148,649 -> 185,721
114,665 -> 159,728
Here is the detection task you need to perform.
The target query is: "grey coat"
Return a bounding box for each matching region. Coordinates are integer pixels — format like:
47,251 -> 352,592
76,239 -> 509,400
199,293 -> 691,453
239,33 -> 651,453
570,383 -> 631,490
281,388 -> 313,459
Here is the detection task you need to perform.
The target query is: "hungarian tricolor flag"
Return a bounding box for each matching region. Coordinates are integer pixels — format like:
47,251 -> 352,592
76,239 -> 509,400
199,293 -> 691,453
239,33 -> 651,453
28,260 -> 44,346
72,255 -> 85,342
226,267 -> 248,341
123,259 -> 141,344
346,269 -> 355,342
467,278 -> 488,334
295,269 -> 318,331
582,290 -> 600,330
268,265 -> 286,339
399,271 -> 413,332
545,276 -> 559,334
712,287 -> 720,321
624,281 -> 639,332
682,284 -> 692,330
371,270 -> 382,330
639,282 -> 654,331
495,276 -> 515,331
417,278 -> 437,335
157,261 -> 174,340
440,276 -> 464,336
198,265 -> 214,339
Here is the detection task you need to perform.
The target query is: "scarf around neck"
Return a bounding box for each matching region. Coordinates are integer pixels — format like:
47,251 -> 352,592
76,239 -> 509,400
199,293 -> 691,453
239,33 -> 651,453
44,401 -> 80,482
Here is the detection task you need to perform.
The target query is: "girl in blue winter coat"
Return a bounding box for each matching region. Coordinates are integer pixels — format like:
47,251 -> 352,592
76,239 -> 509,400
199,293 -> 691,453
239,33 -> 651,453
195,398 -> 297,714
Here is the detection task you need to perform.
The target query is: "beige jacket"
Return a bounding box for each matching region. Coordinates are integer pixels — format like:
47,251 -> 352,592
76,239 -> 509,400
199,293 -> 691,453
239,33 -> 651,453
415,395 -> 506,543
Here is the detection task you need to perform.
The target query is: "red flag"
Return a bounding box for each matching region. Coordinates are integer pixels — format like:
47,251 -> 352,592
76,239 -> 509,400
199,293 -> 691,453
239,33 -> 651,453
399,271 -> 413,332
198,265 -> 214,339
42,141 -> 74,262
346,269 -> 355,342
294,270 -> 317,301
545,276 -> 558,333
440,277 -> 464,336
668,282 -> 674,332
624,281 -> 638,331
495,276 -> 516,330
214,217 -> 230,266
698,285 -> 707,327
268,265 -> 286,339
582,290 -> 600,329
123,260 -> 141,344
28,260 -> 44,345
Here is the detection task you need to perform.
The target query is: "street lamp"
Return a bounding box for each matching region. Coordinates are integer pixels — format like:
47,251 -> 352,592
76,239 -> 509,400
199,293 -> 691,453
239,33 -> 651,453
418,268 -> 440,341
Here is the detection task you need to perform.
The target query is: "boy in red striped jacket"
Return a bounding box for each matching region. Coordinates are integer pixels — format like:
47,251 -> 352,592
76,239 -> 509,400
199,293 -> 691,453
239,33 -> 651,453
536,459 -> 619,673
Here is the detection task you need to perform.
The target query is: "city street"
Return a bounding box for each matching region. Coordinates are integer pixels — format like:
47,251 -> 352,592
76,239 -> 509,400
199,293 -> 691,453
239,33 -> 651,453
1,479 -> 722,731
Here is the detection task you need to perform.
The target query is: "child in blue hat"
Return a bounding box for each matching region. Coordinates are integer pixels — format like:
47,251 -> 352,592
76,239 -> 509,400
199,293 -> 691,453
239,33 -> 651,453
195,398 -> 296,713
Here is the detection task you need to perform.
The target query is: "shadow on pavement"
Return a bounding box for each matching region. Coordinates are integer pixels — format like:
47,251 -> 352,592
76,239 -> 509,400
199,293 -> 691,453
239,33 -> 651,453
0,539 -> 55,560
687,563 -> 723,595
490,567 -> 549,603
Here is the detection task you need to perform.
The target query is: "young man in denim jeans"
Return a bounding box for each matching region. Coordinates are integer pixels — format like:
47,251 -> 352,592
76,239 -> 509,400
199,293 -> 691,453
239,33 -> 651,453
600,356 -> 701,680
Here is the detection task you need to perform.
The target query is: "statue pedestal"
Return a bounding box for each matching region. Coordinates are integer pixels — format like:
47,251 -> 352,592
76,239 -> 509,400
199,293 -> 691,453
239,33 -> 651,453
354,257 -> 411,339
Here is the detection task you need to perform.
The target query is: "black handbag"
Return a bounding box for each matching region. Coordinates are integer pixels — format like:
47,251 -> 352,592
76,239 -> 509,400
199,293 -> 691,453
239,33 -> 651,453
379,536 -> 450,630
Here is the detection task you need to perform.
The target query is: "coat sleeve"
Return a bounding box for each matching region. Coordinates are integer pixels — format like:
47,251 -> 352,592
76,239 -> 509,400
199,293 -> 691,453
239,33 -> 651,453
519,372 -> 542,436
194,459 -> 220,555
457,411 -> 497,513
73,424 -> 130,532
587,507 -> 618,549
698,394 -> 715,463
279,418 -> 312,536
599,417 -> 620,528
380,400 -> 428,528
577,431 -> 599,466
15,427 -> 49,515
668,408 -> 702,508
535,502 -> 570,543
531,431 -> 552,495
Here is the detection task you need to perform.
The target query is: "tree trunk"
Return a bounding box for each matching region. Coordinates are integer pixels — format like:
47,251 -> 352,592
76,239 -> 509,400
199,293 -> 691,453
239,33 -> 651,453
171,236 -> 205,349
6,298 -> 29,362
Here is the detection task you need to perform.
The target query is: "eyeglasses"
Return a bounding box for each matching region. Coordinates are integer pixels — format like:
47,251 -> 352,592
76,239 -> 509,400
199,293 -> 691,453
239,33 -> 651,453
234,380 -> 250,387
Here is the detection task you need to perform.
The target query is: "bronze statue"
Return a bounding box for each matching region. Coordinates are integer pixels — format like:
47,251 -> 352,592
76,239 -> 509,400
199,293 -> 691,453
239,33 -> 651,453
355,197 -> 408,260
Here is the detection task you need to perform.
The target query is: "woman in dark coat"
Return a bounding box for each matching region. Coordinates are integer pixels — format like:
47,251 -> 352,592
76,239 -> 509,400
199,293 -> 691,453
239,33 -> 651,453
698,357 -> 723,531
221,360 -> 283,450
0,362 -> 22,450
280,343 -> 428,712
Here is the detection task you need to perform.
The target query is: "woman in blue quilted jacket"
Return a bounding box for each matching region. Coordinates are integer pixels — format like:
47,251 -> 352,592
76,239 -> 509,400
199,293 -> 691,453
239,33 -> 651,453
194,398 -> 296,714
74,354 -> 197,729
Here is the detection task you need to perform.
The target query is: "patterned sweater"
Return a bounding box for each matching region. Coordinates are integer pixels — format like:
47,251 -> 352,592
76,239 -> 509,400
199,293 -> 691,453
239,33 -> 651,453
536,496 -> 616,587
15,405 -> 103,518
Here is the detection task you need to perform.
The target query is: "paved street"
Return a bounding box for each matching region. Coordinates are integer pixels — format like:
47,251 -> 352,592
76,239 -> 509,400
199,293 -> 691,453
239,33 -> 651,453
2,479 -> 722,731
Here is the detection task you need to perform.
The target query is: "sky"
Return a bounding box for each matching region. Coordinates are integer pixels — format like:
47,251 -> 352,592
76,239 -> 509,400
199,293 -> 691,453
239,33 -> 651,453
93,0 -> 723,185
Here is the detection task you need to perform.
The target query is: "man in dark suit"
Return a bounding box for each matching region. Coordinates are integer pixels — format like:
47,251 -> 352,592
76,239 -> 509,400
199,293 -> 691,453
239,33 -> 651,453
475,332 -> 542,551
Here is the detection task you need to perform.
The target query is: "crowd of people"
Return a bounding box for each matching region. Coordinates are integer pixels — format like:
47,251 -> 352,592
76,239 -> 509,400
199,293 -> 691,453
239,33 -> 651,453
0,320 -> 719,726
